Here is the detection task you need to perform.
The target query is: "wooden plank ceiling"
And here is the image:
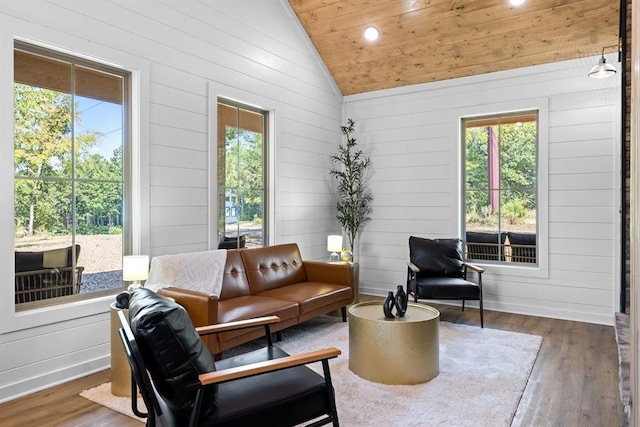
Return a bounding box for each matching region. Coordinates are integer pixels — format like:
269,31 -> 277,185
288,0 -> 621,95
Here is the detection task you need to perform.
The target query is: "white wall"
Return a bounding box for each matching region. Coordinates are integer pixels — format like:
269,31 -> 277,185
345,56 -> 621,326
0,0 -> 342,402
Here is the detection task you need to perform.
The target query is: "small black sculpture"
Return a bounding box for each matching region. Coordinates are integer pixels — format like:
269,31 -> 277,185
383,291 -> 395,318
382,285 -> 408,318
395,285 -> 407,317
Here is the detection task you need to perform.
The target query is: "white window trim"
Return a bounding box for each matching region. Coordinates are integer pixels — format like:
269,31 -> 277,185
207,82 -> 280,248
0,20 -> 150,333
452,97 -> 549,279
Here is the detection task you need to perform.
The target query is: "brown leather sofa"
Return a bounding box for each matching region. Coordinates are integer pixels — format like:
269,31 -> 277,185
159,243 -> 355,355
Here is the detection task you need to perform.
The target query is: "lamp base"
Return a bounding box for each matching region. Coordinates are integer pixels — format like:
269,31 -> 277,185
328,252 -> 341,263
127,282 -> 143,292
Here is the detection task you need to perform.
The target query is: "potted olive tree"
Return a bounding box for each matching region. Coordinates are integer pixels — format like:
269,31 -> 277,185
330,118 -> 373,260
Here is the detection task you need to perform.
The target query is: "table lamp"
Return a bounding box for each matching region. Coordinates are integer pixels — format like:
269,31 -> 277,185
327,235 -> 343,263
123,255 -> 149,291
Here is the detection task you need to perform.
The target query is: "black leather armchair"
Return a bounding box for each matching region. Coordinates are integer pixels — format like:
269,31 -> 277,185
406,236 -> 485,327
118,288 -> 340,427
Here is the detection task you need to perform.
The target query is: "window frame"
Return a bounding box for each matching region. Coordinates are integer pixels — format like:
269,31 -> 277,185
462,110 -> 539,266
453,99 -> 549,279
13,41 -> 132,309
216,98 -> 269,248
208,82 -> 278,250
0,27 -> 149,333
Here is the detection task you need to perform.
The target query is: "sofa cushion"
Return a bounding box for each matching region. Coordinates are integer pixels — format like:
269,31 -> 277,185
241,243 -> 308,294
128,288 -> 217,418
219,250 -> 252,300
216,295 -> 299,345
258,282 -> 352,315
218,295 -> 299,324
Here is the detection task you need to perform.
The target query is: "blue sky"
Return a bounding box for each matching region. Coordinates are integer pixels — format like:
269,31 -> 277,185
76,96 -> 122,159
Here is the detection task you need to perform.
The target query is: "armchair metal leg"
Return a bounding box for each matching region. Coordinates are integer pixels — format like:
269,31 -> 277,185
480,299 -> 484,328
461,300 -> 465,312
130,373 -> 148,419
341,306 -> 347,322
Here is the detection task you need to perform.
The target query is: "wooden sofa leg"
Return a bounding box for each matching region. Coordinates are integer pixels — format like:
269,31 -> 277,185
341,306 -> 347,322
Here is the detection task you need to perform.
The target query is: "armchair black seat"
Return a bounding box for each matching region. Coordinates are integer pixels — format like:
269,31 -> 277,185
117,288 -> 340,427
407,236 -> 485,327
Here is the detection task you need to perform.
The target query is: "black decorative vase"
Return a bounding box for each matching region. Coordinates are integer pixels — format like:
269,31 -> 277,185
395,285 -> 407,317
383,291 -> 396,318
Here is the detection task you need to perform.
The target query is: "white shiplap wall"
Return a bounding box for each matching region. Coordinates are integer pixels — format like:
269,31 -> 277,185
0,0 -> 342,402
345,56 -> 621,326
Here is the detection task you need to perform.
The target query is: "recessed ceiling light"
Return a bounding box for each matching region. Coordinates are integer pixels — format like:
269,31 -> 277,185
509,0 -> 526,5
364,26 -> 380,41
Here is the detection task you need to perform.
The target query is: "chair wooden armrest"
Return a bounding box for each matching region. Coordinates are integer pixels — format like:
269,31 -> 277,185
464,262 -> 485,274
196,316 -> 280,336
407,261 -> 420,273
199,347 -> 341,385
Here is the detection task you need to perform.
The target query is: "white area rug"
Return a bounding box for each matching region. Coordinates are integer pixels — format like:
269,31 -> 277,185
81,316 -> 542,426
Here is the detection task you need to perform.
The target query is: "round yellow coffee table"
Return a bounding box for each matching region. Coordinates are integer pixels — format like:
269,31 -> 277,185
348,301 -> 440,384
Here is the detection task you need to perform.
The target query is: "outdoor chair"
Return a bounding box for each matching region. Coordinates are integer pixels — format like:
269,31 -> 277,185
217,235 -> 246,250
117,288 -> 340,427
465,231 -> 506,262
507,232 -> 536,263
14,244 -> 83,303
407,236 -> 485,327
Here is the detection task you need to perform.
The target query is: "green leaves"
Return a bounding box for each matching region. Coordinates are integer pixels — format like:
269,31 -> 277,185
14,84 -> 123,237
330,119 -> 373,252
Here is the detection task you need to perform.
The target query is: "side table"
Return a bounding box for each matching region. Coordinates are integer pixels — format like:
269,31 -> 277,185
110,302 -> 131,396
348,301 -> 440,384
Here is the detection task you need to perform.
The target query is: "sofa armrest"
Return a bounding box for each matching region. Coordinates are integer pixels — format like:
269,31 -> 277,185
304,261 -> 354,288
158,287 -> 219,328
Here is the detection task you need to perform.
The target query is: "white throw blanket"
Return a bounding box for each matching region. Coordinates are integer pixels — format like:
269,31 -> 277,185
145,250 -> 227,297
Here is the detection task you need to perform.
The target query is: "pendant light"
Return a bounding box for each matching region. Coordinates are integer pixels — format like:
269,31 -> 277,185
588,47 -> 618,79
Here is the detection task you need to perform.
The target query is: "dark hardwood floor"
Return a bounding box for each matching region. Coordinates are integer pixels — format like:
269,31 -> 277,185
0,297 -> 625,427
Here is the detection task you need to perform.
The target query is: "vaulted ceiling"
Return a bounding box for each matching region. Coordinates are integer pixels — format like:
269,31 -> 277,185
288,0 -> 621,95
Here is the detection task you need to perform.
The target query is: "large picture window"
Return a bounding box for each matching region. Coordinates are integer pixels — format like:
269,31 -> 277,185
217,100 -> 267,248
463,111 -> 538,264
14,42 -> 131,306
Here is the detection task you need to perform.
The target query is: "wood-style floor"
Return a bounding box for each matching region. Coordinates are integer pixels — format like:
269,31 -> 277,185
0,298 -> 625,427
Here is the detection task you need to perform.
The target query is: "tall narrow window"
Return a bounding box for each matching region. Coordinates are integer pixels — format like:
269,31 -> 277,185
463,111 -> 538,264
14,41 -> 130,306
217,100 -> 267,248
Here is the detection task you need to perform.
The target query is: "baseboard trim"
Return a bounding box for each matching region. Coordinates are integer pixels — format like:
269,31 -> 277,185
0,356 -> 109,404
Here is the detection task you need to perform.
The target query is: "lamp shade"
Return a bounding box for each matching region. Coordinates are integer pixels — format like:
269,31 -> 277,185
588,56 -> 617,79
327,235 -> 343,252
122,255 -> 149,282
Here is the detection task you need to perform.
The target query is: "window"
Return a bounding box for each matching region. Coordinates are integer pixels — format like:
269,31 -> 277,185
217,100 -> 267,248
463,111 -> 538,264
14,41 -> 131,306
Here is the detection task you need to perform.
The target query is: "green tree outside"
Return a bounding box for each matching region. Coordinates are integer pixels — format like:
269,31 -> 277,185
14,84 -> 123,239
